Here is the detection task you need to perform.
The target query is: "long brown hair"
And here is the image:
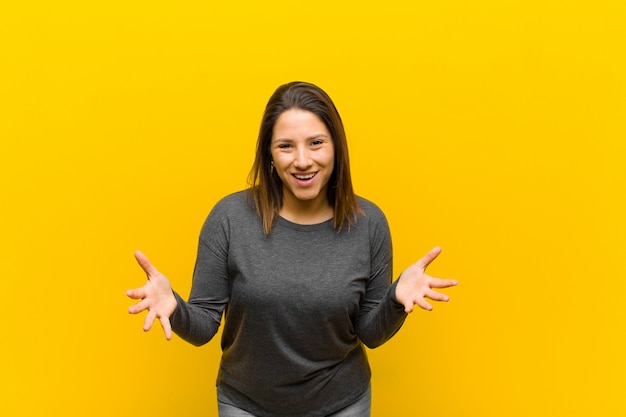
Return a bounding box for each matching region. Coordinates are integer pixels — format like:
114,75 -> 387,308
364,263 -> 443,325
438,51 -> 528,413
248,81 -> 361,235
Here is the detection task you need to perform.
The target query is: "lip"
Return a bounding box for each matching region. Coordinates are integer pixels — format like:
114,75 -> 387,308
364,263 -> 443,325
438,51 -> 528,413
292,172 -> 317,185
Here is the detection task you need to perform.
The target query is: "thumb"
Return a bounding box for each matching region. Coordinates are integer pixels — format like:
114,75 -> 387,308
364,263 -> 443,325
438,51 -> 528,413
134,250 -> 159,278
403,301 -> 415,314
415,246 -> 442,270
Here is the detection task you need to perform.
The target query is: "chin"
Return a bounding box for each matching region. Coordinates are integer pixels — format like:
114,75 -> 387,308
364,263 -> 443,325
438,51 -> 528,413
287,188 -> 323,202
294,192 -> 321,202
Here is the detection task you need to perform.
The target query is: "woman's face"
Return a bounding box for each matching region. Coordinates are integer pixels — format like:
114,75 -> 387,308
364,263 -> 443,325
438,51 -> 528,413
270,108 -> 335,209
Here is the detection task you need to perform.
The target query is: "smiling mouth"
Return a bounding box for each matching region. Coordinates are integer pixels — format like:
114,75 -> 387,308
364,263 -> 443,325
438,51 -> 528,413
293,173 -> 316,180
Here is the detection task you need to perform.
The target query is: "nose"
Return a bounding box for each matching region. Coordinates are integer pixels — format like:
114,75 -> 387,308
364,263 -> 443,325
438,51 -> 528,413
294,146 -> 312,169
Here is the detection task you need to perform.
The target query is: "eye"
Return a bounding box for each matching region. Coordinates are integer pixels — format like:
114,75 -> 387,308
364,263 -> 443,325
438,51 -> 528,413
310,139 -> 324,147
277,143 -> 292,149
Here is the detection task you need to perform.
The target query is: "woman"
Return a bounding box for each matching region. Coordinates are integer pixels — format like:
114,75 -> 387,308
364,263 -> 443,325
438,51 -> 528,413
127,81 -> 457,417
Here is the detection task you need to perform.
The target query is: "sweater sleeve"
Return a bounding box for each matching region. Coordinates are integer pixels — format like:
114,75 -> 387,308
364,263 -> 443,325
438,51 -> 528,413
354,205 -> 407,348
169,201 -> 231,347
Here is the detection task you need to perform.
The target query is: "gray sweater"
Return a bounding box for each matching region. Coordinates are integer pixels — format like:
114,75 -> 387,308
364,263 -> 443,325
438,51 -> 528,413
170,191 -> 407,416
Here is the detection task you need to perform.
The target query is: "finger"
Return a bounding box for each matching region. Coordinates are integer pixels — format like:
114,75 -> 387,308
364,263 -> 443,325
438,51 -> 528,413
128,299 -> 151,314
403,301 -> 415,314
429,278 -> 458,289
415,297 -> 433,311
143,310 -> 156,332
415,246 -> 442,270
425,289 -> 450,302
160,317 -> 173,340
134,250 -> 159,277
126,287 -> 146,300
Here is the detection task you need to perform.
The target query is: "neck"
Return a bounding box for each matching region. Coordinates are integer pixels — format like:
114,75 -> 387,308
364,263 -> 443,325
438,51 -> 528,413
280,193 -> 333,225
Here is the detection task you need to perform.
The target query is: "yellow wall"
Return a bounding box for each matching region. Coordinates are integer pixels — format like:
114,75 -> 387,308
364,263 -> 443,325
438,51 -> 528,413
1,1 -> 624,416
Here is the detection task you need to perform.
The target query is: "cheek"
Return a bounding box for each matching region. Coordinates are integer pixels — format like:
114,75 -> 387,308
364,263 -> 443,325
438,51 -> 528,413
272,154 -> 289,171
326,151 -> 336,170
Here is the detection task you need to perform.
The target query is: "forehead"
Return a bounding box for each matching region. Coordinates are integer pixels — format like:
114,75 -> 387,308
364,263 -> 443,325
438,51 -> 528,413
272,109 -> 329,139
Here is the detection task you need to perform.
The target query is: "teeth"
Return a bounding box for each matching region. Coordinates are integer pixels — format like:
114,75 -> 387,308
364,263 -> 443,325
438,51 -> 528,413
294,173 -> 315,180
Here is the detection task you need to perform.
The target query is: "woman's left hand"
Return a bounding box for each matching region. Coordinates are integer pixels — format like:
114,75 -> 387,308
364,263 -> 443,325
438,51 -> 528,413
395,246 -> 458,313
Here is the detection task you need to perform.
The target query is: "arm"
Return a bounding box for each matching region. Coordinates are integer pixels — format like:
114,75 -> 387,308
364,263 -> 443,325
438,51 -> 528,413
168,233 -> 230,346
355,209 -> 407,348
167,203 -> 232,346
354,208 -> 458,348
126,202 -> 231,346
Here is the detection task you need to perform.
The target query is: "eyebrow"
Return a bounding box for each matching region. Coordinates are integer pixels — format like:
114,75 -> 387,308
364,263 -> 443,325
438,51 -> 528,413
273,134 -> 329,142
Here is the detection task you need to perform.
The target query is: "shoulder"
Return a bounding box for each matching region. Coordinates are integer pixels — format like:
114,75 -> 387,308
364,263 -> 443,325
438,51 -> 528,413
203,190 -> 257,229
212,190 -> 254,213
356,196 -> 388,223
354,196 -> 391,239
354,196 -> 392,252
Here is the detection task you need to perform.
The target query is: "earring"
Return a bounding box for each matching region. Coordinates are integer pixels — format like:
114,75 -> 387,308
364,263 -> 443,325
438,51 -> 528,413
270,161 -> 274,174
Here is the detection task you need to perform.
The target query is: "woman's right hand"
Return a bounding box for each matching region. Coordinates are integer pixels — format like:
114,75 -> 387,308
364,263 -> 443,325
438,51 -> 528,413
126,250 -> 177,340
